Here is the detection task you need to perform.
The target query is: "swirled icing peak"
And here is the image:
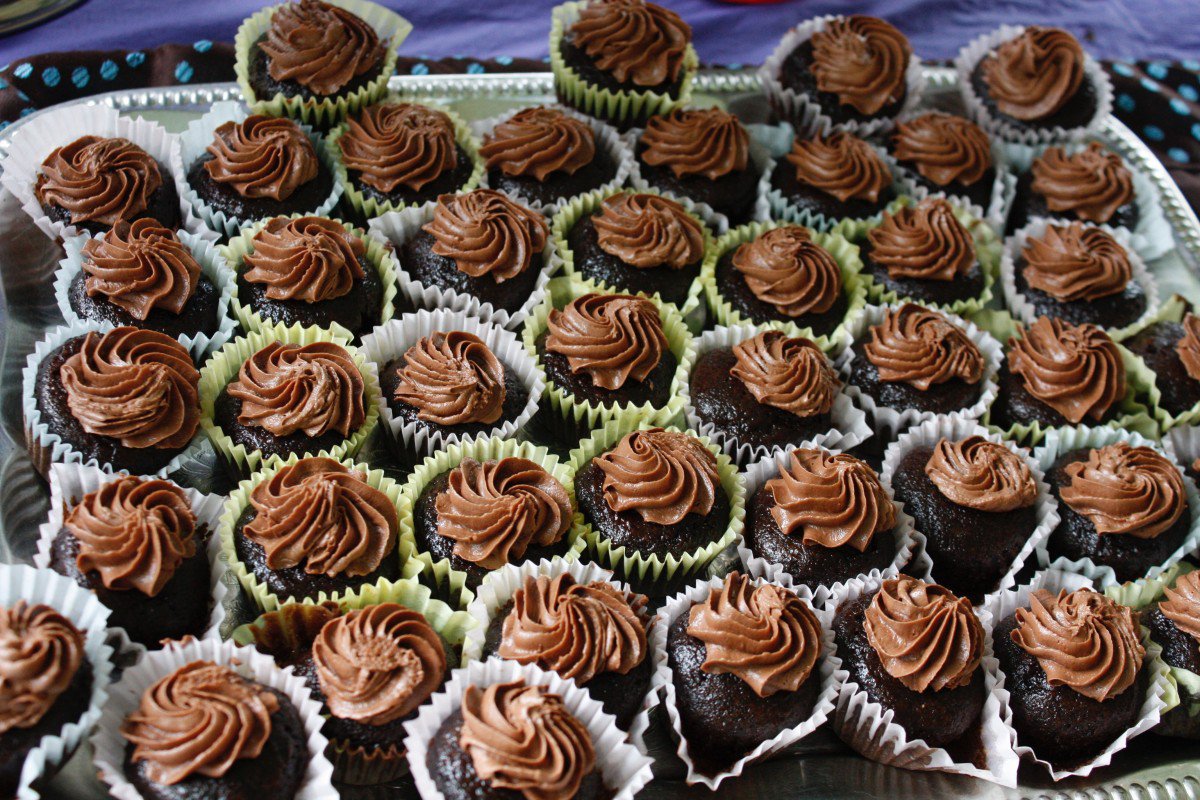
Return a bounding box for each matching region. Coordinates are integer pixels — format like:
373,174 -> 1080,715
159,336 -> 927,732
864,577 -> 983,692
121,661 -> 279,785
596,428 -> 719,525
1159,570 -> 1200,646
244,457 -> 398,577
810,15 -> 912,116
259,0 -> 385,96
1059,442 -> 1187,540
638,107 -> 749,180
243,216 -> 365,304
480,107 -> 595,181
569,0 -> 691,87
592,192 -> 704,269
731,225 -> 842,317
392,331 -> 506,427
339,102 -> 457,194
867,198 -> 977,282
499,573 -> 648,685
312,604 -> 446,726
0,602 -> 84,736
60,327 -> 200,450
1007,316 -> 1124,424
204,115 -> 318,201
1012,588 -> 1143,701
424,190 -> 549,282
1031,143 -> 1133,224
731,330 -> 839,419
1021,222 -> 1131,302
785,131 -> 892,203
766,447 -> 896,552
924,436 -> 1037,512
64,475 -> 197,597
982,26 -> 1085,122
36,136 -> 163,228
435,457 -> 572,570
687,572 -> 821,697
227,341 -> 365,438
892,113 -> 992,187
1175,313 -> 1200,382
863,303 -> 984,390
81,219 -> 201,319
545,293 -> 667,391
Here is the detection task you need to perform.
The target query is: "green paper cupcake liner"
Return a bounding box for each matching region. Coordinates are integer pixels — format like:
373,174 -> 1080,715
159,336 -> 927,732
1126,295 -> 1200,432
567,418 -> 746,597
199,324 -> 382,476
397,435 -> 587,610
234,0 -> 412,128
221,214 -> 399,341
700,219 -> 867,353
548,1 -> 698,129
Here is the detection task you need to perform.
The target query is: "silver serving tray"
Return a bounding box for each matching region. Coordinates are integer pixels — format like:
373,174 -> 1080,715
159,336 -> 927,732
2,68 -> 1200,800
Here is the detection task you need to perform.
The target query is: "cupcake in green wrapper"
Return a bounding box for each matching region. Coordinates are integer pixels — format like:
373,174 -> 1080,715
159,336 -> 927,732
549,0 -> 699,131
1122,295 -> 1200,432
397,436 -> 587,607
569,418 -> 745,597
235,0 -> 412,128
523,279 -> 695,445
199,323 -> 381,476
701,220 -> 867,352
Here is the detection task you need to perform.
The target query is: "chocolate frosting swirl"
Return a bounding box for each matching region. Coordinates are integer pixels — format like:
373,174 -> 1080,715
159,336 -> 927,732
1021,222 -> 1131,302
1175,313 -> 1200,382
592,192 -> 704,269
892,113 -> 992,187
1012,588 -> 1143,702
867,198 -> 977,282
435,457 -> 572,569
1031,143 -> 1134,224
459,681 -> 595,800
545,293 -> 667,390
243,216 -> 365,303
64,475 -> 197,597
863,303 -> 984,390
638,107 -> 749,180
924,436 -> 1037,513
982,26 -> 1085,122
766,448 -> 896,552
60,327 -> 200,450
227,341 -> 365,438
864,577 -> 983,692
204,115 -> 318,201
259,0 -> 385,96
392,331 -> 505,426
36,136 -> 163,228
1007,316 -> 1125,424
0,602 -> 84,736
569,0 -> 691,87
1059,442 -> 1187,539
243,457 -> 398,577
686,572 -> 821,697
1159,570 -> 1200,646
121,661 -> 279,785
730,330 -> 839,419
810,15 -> 912,116
595,428 -> 719,525
499,573 -> 648,685
785,131 -> 892,203
423,189 -> 549,282
312,603 -> 446,726
339,103 -> 457,194
731,226 -> 842,317
81,219 -> 201,319
480,107 -> 595,180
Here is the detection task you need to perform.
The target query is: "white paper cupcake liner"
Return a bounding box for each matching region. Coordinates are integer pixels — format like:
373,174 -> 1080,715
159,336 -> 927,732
359,309 -> 544,464
173,100 -> 344,240
978,568 -> 1171,779
367,196 -> 556,332
680,323 -> 871,467
402,657 -> 655,800
757,15 -> 927,140
880,415 -> 1060,601
461,557 -> 662,753
736,441 -> 929,602
830,571 -> 1020,786
1031,424 -> 1200,588
651,573 -> 841,789
0,564 -> 115,800
471,104 -> 634,218
54,227 -> 237,360
954,24 -> 1114,146
834,303 -> 1004,437
90,636 -> 338,800
892,133 -> 1017,234
1000,218 -> 1160,342
1166,425 -> 1200,473
0,104 -> 216,245
33,461 -> 229,654
22,320 -> 208,480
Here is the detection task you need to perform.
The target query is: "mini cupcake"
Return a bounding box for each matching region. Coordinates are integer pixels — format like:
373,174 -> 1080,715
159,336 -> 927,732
1008,142 -> 1137,231
765,131 -> 898,230
891,112 -> 1000,212
1126,305 -> 1200,424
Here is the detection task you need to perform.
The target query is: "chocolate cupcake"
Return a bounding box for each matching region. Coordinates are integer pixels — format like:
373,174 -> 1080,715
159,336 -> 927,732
632,108 -> 758,223
1008,143 -> 1138,233
1126,312 -> 1200,419
1144,570 -> 1200,736
892,113 -> 998,211
767,131 -> 896,228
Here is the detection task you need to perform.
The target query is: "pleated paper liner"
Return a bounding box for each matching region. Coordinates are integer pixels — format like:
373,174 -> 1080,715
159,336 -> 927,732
1122,295 -> 1200,431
